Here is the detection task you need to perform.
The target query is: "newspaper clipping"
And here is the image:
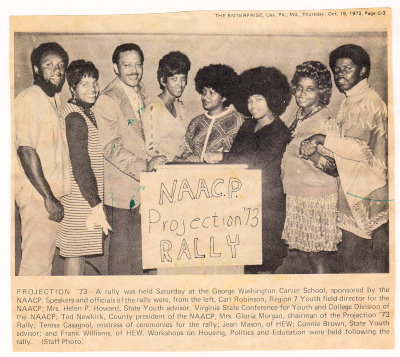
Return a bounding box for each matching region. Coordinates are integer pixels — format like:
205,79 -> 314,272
10,8 -> 394,352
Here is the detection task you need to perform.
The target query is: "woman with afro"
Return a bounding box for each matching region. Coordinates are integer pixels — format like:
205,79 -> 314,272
179,64 -> 244,162
221,66 -> 291,274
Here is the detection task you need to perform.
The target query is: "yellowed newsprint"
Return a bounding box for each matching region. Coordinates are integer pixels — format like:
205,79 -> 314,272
10,8 -> 394,352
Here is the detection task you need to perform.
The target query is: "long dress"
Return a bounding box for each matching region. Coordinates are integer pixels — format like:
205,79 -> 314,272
57,100 -> 104,257
222,117 -> 291,272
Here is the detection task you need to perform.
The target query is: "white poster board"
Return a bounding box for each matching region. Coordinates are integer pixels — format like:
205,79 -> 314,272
141,165 -> 262,269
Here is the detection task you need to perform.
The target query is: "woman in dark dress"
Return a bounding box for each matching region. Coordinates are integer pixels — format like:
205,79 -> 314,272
220,66 -> 292,274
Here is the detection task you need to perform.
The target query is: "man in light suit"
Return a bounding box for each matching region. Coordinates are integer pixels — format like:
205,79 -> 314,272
94,43 -> 166,275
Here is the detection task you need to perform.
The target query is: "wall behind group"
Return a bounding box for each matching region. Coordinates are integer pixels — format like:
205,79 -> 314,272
14,32 -> 388,125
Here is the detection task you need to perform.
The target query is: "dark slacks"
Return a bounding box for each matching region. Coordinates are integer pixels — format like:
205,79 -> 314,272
339,222 -> 389,273
275,249 -> 342,274
105,205 -> 143,275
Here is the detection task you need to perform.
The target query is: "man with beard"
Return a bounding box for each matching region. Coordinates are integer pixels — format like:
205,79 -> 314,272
14,42 -> 71,275
94,43 -> 166,275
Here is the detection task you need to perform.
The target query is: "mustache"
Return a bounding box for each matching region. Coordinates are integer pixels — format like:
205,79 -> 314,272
34,72 -> 65,96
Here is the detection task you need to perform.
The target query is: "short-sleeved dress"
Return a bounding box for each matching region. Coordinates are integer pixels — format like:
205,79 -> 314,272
57,100 -> 104,257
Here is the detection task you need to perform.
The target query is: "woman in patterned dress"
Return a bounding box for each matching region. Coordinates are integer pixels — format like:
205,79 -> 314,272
279,61 -> 342,274
178,64 -> 244,163
57,60 -> 111,275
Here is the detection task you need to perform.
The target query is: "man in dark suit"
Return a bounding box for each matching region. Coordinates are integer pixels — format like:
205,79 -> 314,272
94,43 -> 166,275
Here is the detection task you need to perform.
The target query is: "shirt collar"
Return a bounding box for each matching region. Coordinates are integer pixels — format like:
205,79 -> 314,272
118,77 -> 141,96
344,78 -> 369,97
204,105 -> 234,120
35,86 -> 61,114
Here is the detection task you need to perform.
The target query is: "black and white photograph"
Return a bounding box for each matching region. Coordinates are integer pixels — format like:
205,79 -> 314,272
6,3 -> 398,354
13,30 -> 389,276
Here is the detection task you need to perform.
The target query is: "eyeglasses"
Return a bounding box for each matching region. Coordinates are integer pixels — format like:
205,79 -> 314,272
333,66 -> 354,75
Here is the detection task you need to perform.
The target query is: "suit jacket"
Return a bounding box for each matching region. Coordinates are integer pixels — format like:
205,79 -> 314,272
93,77 -> 148,209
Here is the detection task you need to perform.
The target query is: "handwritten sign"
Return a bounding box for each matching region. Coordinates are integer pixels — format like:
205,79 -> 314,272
141,165 -> 262,269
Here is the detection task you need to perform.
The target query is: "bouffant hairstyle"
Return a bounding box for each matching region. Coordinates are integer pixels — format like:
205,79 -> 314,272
239,66 -> 291,117
31,42 -> 69,76
329,44 -> 371,79
194,64 -> 239,107
157,51 -> 191,89
66,60 -> 99,93
291,61 -> 332,106
112,43 -> 144,65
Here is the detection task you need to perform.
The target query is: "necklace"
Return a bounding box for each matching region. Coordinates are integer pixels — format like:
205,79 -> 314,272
165,102 -> 174,111
165,100 -> 177,118
289,105 -> 323,138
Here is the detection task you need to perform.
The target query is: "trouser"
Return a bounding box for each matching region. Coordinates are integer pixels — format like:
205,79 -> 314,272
18,200 -> 57,276
105,205 -> 143,275
339,222 -> 389,273
276,249 -> 342,274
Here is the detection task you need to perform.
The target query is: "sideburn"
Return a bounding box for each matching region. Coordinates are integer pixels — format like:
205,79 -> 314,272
33,71 -> 64,97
